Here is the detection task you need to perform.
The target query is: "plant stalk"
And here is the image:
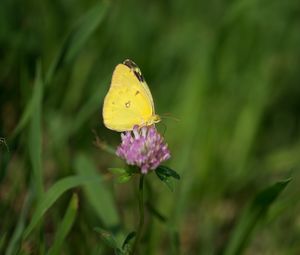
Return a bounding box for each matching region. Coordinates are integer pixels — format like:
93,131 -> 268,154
131,174 -> 145,255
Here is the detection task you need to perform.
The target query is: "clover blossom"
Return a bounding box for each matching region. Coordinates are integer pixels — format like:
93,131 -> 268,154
116,125 -> 170,174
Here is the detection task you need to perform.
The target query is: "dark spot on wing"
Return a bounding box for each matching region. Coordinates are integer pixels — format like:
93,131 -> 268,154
134,71 -> 144,82
125,101 -> 131,108
123,59 -> 138,69
135,90 -> 140,96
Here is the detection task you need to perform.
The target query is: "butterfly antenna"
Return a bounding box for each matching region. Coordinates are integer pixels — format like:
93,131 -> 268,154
160,113 -> 180,122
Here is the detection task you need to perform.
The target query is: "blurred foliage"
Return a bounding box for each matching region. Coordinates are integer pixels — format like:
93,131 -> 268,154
1,0 -> 300,254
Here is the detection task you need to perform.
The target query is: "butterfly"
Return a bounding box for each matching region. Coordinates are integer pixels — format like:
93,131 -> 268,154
102,59 -> 160,132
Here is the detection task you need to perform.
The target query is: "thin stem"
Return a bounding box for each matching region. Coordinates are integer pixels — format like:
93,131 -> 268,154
131,174 -> 145,255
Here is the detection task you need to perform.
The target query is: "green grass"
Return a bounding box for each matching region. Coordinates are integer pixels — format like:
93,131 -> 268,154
1,0 -> 300,254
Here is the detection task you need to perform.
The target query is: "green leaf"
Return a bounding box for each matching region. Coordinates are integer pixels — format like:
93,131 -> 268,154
94,228 -> 120,250
117,173 -> 132,184
122,232 -> 136,250
108,168 -> 133,183
75,154 -> 120,228
108,168 -> 127,175
47,194 -> 78,255
155,170 -> 175,191
224,178 -> 291,255
45,1 -> 110,84
163,177 -> 174,191
23,175 -> 101,238
156,165 -> 180,180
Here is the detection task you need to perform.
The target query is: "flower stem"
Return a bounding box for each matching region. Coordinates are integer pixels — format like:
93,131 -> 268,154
132,174 -> 145,255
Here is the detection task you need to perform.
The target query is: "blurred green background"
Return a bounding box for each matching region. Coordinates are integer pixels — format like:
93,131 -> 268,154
1,0 -> 300,254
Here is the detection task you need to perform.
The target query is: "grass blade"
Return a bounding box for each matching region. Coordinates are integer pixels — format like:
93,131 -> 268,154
224,178 -> 291,255
69,85 -> 108,136
47,194 -> 78,255
23,175 -> 101,238
11,98 -> 34,138
0,233 -> 7,253
28,62 -> 44,198
12,61 -> 43,138
45,1 -> 110,84
5,192 -> 33,255
12,2 -> 109,137
74,154 -> 120,228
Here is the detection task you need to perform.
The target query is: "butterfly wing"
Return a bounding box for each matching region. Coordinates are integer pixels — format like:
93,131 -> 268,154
103,63 -> 155,131
123,59 -> 155,112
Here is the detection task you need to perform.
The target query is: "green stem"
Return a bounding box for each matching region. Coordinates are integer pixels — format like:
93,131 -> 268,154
132,174 -> 145,255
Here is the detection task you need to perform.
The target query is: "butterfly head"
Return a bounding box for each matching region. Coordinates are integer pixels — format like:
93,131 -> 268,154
154,114 -> 161,123
136,114 -> 160,130
150,114 -> 161,124
141,114 -> 161,127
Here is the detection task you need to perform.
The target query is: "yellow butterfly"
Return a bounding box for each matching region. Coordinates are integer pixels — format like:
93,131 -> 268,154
103,59 -> 160,132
